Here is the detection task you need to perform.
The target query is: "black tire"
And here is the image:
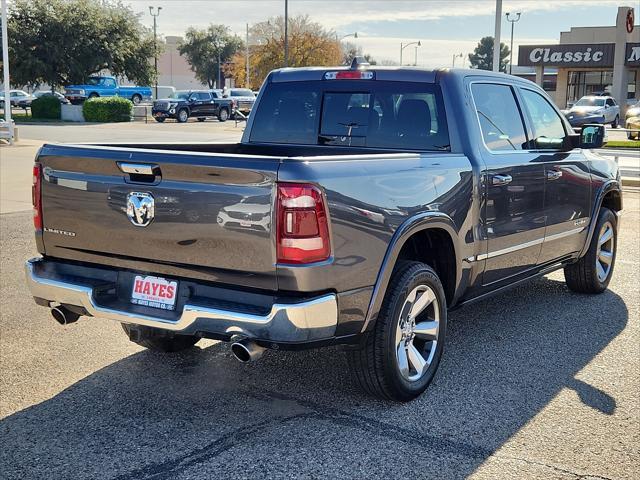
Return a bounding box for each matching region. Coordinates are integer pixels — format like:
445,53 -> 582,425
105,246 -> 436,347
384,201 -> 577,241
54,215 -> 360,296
121,324 -> 200,352
218,108 -> 229,122
176,108 -> 189,123
197,117 -> 206,122
154,117 -> 166,123
88,93 -> 99,99
564,208 -> 617,294
611,115 -> 619,128
347,261 -> 447,401
131,94 -> 142,105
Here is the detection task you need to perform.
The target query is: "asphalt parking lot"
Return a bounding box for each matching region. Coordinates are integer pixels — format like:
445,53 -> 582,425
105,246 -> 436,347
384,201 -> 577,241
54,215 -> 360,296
1,123 -> 639,479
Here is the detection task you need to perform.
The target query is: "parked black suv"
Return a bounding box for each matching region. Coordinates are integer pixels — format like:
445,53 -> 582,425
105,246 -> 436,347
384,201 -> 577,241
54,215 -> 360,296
152,90 -> 234,123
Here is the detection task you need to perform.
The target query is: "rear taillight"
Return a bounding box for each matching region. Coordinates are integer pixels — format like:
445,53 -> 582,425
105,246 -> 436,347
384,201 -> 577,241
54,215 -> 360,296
276,183 -> 331,264
32,164 -> 42,230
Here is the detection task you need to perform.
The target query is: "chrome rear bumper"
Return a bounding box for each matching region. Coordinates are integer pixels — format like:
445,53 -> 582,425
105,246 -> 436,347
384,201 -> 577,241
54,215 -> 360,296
25,258 -> 338,343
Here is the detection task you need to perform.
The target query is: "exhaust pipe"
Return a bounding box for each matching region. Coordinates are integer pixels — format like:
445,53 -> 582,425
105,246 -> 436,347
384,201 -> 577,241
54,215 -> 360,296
51,306 -> 80,325
230,338 -> 266,363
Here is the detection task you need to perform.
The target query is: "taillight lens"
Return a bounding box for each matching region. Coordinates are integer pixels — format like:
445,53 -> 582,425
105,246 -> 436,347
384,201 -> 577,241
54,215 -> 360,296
276,183 -> 331,264
32,164 -> 42,230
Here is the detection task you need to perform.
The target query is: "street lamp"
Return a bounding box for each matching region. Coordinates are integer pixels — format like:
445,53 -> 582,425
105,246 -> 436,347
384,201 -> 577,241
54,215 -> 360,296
400,41 -> 421,66
505,11 -> 521,74
339,32 -> 358,41
452,53 -> 463,67
149,6 -> 162,99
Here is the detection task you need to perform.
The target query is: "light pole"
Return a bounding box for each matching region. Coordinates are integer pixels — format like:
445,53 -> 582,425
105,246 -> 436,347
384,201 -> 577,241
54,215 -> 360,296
505,12 -> 521,74
245,23 -> 250,89
492,0 -> 502,72
400,41 -> 421,66
284,0 -> 288,67
149,6 -> 162,99
452,53 -> 463,67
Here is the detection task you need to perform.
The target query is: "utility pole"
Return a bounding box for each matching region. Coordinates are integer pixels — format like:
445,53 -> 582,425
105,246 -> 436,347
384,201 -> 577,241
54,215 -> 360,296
284,0 -> 289,67
452,53 -> 463,67
505,12 -> 521,74
492,0 -> 502,72
246,23 -> 250,88
414,46 -> 418,66
1,0 -> 13,144
149,6 -> 162,99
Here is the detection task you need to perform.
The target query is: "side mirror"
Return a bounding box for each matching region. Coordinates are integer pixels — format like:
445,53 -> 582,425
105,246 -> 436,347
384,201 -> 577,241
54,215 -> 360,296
188,96 -> 196,103
579,124 -> 605,149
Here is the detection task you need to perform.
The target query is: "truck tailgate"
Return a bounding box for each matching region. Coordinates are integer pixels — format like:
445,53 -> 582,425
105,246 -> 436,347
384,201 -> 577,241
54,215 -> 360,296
37,144 -> 280,291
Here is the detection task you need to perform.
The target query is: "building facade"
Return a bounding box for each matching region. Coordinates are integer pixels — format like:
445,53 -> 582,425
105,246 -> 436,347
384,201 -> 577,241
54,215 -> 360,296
518,6 -> 639,113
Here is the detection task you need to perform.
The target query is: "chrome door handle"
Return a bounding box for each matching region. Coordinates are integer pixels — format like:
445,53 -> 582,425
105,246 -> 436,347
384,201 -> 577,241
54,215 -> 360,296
547,170 -> 563,181
491,174 -> 512,186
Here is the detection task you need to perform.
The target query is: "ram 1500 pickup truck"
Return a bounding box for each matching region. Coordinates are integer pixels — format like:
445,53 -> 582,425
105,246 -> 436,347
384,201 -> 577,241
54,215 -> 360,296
64,76 -> 152,105
26,59 -> 622,401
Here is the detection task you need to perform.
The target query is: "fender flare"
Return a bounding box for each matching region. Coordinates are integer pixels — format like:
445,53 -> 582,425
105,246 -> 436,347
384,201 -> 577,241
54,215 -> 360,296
361,212 -> 461,333
579,179 -> 622,258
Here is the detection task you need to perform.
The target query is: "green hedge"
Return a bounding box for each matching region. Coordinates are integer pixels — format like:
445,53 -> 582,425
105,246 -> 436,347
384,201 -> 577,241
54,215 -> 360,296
31,95 -> 61,119
82,96 -> 132,122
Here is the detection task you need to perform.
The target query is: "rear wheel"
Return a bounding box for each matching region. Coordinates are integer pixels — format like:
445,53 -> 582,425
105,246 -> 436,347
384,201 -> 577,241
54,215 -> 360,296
131,94 -> 142,105
611,115 -> 619,128
177,108 -> 189,123
121,324 -> 200,352
347,261 -> 447,401
218,108 -> 229,122
564,208 -> 617,294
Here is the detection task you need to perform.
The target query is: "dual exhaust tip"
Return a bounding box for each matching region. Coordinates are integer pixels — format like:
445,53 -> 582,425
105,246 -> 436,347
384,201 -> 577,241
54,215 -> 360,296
51,307 -> 265,363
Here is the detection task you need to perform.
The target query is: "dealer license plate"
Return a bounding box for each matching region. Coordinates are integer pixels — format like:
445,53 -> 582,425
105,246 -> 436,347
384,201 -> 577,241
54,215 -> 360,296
131,275 -> 178,311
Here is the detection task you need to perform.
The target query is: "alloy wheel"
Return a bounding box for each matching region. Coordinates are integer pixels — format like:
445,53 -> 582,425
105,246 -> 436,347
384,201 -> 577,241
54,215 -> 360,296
395,285 -> 440,382
596,221 -> 614,282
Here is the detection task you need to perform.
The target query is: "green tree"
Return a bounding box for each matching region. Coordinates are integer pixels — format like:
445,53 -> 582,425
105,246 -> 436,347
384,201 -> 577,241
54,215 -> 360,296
3,0 -> 158,91
468,36 -> 510,72
178,25 -> 243,89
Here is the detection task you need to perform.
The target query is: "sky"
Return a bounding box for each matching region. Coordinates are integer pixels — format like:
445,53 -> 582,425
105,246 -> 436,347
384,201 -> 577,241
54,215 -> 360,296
126,0 -> 630,67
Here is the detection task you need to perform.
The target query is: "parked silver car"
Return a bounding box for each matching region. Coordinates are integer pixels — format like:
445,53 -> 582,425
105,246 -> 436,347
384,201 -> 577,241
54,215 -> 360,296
563,95 -> 620,128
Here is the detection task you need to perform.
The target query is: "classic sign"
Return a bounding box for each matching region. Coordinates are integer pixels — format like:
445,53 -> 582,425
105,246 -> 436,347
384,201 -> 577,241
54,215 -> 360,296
518,44 -> 615,68
626,43 -> 640,67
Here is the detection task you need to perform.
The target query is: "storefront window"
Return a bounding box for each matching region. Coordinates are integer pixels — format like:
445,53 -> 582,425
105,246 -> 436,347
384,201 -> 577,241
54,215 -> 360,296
566,70 -> 637,105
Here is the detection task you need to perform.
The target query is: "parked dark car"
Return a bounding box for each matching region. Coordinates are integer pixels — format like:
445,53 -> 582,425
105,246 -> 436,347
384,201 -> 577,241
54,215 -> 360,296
17,91 -> 69,109
152,90 -> 234,123
25,62 -> 621,402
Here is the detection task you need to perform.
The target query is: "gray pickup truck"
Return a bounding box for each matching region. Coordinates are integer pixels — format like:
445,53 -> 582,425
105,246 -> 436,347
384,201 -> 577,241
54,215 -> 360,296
26,60 -> 622,401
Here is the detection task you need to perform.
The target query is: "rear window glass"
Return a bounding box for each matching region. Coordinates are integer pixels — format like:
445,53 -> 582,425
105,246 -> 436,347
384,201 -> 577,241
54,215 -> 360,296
249,80 -> 449,151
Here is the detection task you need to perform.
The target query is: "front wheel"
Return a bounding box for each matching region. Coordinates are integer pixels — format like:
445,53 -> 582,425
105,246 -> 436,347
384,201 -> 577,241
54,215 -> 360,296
347,262 -> 447,401
611,115 -> 619,128
564,208 -> 617,294
88,93 -> 99,100
218,108 -> 229,122
121,324 -> 200,352
176,108 -> 189,123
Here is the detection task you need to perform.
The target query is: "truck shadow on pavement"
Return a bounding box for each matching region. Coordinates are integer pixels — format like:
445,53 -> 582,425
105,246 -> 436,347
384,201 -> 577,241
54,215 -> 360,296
0,277 -> 628,479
